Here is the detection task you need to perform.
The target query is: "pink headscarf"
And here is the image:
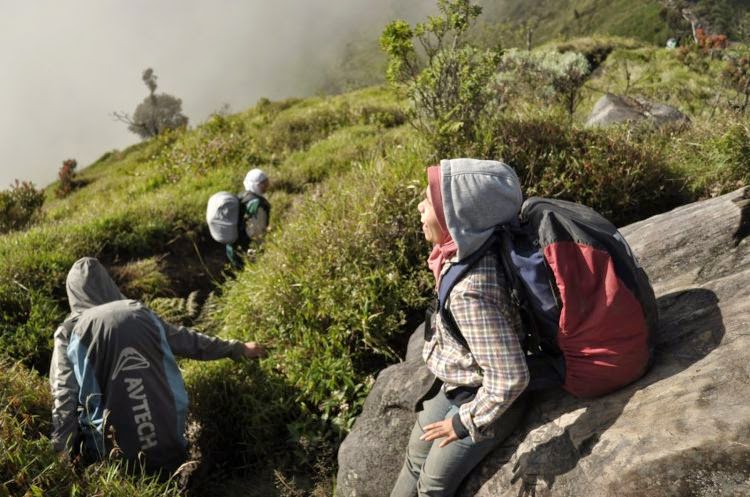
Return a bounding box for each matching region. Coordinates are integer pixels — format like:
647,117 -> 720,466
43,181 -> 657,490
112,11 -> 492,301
426,165 -> 457,287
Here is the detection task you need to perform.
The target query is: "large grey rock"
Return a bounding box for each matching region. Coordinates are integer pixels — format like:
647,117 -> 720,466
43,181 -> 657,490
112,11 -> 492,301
336,323 -> 435,497
337,187 -> 750,497
586,93 -> 689,128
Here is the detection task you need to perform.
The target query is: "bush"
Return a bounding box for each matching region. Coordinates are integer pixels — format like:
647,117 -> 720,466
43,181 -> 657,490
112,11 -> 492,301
380,0 -> 502,158
723,55 -> 750,112
670,120 -> 750,196
110,256 -> 172,301
262,103 -> 354,153
500,49 -> 591,117
188,152 -> 431,476
156,116 -> 257,184
57,159 -> 78,198
0,180 -> 44,233
490,117 -> 686,226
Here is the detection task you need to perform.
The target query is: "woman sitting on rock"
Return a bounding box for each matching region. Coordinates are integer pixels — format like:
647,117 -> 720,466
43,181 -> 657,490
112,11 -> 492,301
390,159 -> 530,497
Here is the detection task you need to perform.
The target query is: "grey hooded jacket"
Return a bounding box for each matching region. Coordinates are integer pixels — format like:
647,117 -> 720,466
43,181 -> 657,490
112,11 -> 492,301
425,159 -> 529,441
439,158 -> 523,260
49,257 -> 246,467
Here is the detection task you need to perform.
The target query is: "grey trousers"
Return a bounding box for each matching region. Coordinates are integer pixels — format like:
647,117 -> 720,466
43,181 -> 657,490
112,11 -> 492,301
390,389 -> 526,497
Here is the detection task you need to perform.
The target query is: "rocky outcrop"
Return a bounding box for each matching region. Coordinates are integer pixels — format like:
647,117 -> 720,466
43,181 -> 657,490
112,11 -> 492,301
585,93 -> 689,128
337,187 -> 750,497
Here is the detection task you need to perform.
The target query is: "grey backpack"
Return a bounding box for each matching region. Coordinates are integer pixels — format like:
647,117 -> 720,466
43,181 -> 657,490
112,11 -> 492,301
206,191 -> 240,244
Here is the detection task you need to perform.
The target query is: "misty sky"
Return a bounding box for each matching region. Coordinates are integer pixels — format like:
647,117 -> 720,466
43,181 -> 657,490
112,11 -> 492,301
0,0 -> 436,190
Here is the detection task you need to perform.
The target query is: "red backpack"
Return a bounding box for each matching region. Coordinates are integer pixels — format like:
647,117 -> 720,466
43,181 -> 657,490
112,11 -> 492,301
438,197 -> 657,398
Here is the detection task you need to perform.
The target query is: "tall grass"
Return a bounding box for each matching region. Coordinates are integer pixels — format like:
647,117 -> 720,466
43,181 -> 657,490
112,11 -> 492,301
185,142 -> 433,481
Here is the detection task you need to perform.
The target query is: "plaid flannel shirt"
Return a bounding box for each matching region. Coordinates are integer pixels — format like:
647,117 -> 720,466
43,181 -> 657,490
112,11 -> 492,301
423,251 -> 529,442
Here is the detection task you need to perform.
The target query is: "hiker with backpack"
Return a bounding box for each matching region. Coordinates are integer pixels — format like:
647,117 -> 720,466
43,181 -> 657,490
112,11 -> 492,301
206,168 -> 272,269
229,168 -> 271,267
49,257 -> 266,472
391,158 -> 657,497
390,159 -> 530,497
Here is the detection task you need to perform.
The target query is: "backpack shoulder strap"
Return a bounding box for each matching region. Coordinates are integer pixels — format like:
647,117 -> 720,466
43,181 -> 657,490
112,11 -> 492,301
437,235 -> 499,349
238,191 -> 271,218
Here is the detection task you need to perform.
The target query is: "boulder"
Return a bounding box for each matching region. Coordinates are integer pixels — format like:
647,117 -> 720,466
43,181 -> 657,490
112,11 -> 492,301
337,187 -> 750,497
585,93 -> 689,128
336,323 -> 435,496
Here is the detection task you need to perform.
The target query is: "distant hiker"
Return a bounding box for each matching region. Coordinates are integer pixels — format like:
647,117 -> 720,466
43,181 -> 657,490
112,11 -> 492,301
207,168 -> 271,268
49,257 -> 265,473
231,168 -> 271,267
390,160 -> 529,497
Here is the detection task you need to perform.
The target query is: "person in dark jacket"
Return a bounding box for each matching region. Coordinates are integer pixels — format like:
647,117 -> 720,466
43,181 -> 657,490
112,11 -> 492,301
49,257 -> 265,472
390,159 -> 529,497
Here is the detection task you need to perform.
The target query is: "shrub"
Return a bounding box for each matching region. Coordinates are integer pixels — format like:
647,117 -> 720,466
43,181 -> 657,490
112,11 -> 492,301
57,159 -> 78,198
490,117 -> 686,226
187,152 -> 432,476
156,116 -> 257,184
110,256 -> 172,301
670,120 -> 750,196
0,180 -> 44,233
723,55 -> 750,113
148,291 -> 201,328
262,103 -> 354,153
500,49 -> 590,117
380,0 -> 502,158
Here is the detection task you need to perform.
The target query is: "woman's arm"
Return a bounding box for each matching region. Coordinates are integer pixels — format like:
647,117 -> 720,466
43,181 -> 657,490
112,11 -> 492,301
451,257 -> 529,442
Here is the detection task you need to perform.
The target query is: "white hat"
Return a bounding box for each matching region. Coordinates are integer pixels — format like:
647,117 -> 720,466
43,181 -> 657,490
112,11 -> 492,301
243,168 -> 268,195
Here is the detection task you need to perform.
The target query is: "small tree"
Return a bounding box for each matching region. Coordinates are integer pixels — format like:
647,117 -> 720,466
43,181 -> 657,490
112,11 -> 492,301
0,180 -> 45,233
114,68 -> 188,139
57,158 -> 77,198
380,0 -> 501,157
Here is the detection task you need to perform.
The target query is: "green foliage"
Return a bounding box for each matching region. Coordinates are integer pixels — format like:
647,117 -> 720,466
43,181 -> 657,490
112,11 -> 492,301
148,291 -> 201,327
0,180 -> 45,234
156,115 -> 257,184
278,125 -> 408,188
381,0 -> 501,157
190,152 -> 431,475
667,119 -> 750,196
500,49 -> 591,117
582,45 -> 727,117
489,117 -> 685,226
666,0 -> 750,43
110,256 -> 172,301
184,360 -> 301,471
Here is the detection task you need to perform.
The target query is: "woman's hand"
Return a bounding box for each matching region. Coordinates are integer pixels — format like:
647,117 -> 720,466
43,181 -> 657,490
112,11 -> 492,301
242,341 -> 267,359
420,419 -> 458,448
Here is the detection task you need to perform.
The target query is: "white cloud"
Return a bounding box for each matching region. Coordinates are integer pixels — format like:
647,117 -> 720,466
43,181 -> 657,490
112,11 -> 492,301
0,0 -> 436,189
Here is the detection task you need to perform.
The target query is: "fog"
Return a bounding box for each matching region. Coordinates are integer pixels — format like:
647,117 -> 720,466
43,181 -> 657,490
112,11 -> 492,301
0,0 -> 436,190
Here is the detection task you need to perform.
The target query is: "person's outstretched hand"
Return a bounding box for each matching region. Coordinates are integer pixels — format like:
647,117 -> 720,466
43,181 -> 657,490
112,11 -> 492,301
242,341 -> 267,359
